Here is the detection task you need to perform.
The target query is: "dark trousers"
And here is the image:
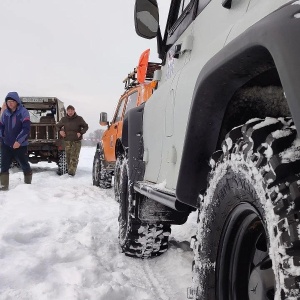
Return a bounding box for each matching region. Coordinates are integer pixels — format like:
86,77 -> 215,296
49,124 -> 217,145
1,143 -> 32,174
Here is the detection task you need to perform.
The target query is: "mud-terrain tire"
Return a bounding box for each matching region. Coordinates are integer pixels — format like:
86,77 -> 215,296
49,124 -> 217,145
192,117 -> 300,299
118,157 -> 171,258
57,150 -> 68,175
92,154 -> 101,186
114,155 -> 123,202
92,152 -> 112,188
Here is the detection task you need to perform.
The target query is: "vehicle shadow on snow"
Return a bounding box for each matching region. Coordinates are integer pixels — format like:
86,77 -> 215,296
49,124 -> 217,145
30,166 -> 57,173
168,238 -> 192,252
29,165 -> 92,177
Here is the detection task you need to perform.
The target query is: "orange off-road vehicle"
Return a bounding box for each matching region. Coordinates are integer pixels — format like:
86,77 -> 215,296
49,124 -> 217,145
92,50 -> 160,196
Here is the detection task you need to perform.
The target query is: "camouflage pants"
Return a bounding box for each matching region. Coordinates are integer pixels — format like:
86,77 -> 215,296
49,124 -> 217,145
65,141 -> 81,175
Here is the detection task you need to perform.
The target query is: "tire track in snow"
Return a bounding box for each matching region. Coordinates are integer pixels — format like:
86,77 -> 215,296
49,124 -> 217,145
88,188 -> 176,299
142,260 -> 176,300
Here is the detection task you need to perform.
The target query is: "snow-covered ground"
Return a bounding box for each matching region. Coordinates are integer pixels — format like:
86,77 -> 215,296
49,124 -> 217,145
0,147 -> 198,300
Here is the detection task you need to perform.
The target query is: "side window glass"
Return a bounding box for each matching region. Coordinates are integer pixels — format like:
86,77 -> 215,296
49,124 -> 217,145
124,92 -> 138,115
113,98 -> 126,123
178,0 -> 193,17
164,0 -> 196,47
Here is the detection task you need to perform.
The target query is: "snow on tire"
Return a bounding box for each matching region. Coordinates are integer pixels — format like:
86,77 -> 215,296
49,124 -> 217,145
57,150 -> 68,175
114,155 -> 123,202
92,151 -> 112,188
118,157 -> 171,258
92,154 -> 101,186
192,117 -> 300,299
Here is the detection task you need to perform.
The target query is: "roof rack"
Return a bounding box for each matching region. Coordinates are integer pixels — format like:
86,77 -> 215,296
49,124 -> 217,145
123,68 -> 138,90
123,62 -> 161,90
20,97 -> 58,103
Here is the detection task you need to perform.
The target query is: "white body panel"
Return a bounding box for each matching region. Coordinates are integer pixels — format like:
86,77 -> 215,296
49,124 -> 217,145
143,0 -> 291,189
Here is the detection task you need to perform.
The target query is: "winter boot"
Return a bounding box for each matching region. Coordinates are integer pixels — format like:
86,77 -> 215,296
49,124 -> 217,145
24,171 -> 32,184
0,172 -> 9,191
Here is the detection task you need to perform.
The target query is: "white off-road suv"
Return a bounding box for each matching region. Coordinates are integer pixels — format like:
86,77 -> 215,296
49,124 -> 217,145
116,0 -> 300,298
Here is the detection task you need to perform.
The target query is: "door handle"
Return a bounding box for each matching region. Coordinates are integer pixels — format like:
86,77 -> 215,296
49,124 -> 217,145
173,35 -> 193,59
174,44 -> 182,59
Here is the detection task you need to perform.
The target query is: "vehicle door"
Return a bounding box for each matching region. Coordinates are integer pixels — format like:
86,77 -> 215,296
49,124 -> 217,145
143,0 -> 196,184
102,95 -> 127,162
157,0 -> 252,189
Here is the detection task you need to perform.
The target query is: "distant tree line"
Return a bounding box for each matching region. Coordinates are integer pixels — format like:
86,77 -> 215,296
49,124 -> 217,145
82,129 -> 105,146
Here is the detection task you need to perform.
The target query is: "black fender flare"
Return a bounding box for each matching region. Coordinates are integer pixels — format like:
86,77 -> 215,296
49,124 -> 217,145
115,138 -> 125,158
122,103 -> 146,183
176,2 -> 300,207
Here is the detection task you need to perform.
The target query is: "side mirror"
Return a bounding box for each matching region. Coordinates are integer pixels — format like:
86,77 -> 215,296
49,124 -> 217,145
134,0 -> 159,39
99,112 -> 109,126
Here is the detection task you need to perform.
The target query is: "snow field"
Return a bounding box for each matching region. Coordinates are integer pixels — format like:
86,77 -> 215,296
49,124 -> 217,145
0,147 -> 196,300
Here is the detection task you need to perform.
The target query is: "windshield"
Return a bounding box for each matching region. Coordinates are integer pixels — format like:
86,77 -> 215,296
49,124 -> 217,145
27,106 -> 57,123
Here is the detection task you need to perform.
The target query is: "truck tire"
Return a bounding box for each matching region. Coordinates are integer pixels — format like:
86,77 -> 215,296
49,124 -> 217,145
114,155 -> 123,202
57,150 -> 68,175
92,152 -> 112,188
92,154 -> 101,186
118,157 -> 171,258
10,160 -> 20,169
192,117 -> 300,299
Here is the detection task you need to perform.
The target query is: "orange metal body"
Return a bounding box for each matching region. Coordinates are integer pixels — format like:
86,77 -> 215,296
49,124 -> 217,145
100,49 -> 160,164
101,82 -> 154,162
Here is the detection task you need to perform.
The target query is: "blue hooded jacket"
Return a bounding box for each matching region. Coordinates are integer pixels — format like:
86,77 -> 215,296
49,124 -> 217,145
0,92 -> 31,147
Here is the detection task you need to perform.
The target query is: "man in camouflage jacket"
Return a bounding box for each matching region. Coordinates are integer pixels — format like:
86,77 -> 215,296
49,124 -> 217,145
56,105 -> 89,176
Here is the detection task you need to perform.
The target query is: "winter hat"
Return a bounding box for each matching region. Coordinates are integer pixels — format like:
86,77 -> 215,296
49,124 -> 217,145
67,105 -> 75,110
5,91 -> 20,103
6,97 -> 17,102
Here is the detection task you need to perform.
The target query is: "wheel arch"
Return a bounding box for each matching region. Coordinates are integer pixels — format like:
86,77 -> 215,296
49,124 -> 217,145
176,2 -> 300,207
122,103 -> 146,183
115,138 -> 125,158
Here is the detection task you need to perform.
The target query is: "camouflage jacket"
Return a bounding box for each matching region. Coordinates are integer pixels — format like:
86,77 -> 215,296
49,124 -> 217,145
56,113 -> 88,141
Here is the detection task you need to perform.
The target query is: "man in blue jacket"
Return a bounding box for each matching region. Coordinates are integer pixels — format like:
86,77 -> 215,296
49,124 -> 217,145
0,92 -> 32,190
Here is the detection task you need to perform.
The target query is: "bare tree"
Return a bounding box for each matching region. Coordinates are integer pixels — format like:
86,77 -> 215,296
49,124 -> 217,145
82,129 -> 105,146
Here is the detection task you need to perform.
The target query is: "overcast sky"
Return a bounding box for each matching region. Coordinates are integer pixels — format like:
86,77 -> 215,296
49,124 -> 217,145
0,0 -> 170,134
